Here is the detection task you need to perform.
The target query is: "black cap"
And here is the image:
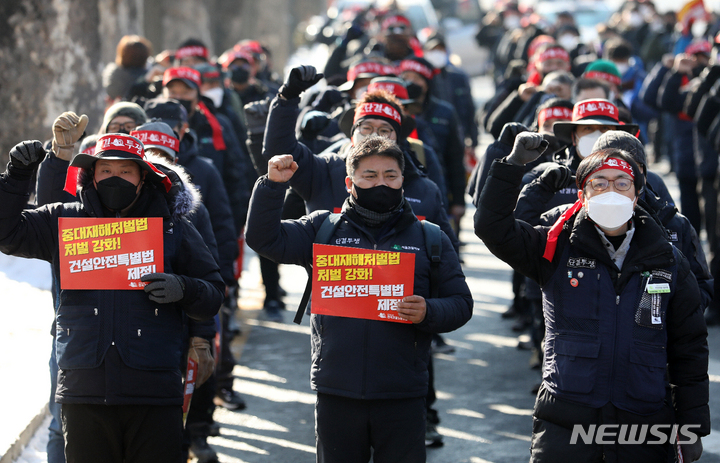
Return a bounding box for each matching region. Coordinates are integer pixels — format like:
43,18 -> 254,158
424,31 -> 446,50
144,98 -> 188,128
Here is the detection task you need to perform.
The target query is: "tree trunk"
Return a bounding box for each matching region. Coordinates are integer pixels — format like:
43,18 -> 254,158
0,0 -> 324,165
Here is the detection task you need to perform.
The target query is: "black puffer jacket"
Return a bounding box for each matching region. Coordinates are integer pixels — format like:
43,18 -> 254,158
189,107 -> 251,232
474,159 -> 709,435
177,131 -> 238,285
0,161 -> 224,406
246,176 -> 473,399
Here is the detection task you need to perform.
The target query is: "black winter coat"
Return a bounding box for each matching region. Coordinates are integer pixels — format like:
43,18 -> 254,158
246,176 -> 473,399
0,162 -> 224,405
474,159 -> 709,434
177,131 -> 239,285
417,97 -> 467,207
189,108 -> 251,232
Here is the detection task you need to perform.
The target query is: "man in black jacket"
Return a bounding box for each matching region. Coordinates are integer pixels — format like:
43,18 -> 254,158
143,97 -> 248,412
161,66 -> 252,234
247,136 -> 473,462
263,66 -> 459,254
0,134 -> 224,463
474,133 -> 709,462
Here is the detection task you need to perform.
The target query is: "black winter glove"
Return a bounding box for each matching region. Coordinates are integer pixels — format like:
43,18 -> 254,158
538,164 -> 574,192
9,140 -> 45,170
141,273 -> 186,304
301,110 -> 331,140
344,23 -> 365,42
682,439 -> 703,462
506,132 -> 548,166
279,65 -> 324,100
244,98 -> 271,136
313,88 -> 344,112
498,122 -> 530,147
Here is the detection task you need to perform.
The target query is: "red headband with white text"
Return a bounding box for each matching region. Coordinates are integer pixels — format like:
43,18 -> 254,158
581,157 -> 634,189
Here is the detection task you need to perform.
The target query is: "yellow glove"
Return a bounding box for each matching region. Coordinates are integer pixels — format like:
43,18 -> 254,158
52,112 -> 89,161
188,337 -> 215,387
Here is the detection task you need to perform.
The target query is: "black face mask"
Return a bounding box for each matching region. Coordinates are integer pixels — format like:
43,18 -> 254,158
96,176 -> 140,211
177,99 -> 195,115
353,184 -> 403,213
229,65 -> 250,85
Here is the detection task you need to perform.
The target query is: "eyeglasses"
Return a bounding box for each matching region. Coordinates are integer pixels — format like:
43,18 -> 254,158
107,121 -> 138,133
588,177 -> 634,192
357,124 -> 394,138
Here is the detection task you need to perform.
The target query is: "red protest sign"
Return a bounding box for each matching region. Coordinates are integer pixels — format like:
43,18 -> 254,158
58,217 -> 164,290
311,244 -> 415,324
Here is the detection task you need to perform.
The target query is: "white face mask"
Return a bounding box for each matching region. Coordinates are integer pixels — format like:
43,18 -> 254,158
576,130 -> 603,158
586,191 -> 635,230
504,15 -> 521,30
614,62 -> 630,75
424,50 -> 448,69
692,20 -> 708,38
558,34 -> 579,51
202,87 -> 224,109
628,13 -> 643,28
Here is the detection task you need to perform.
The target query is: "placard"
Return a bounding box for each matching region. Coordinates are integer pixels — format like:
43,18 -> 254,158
58,217 -> 164,290
311,244 -> 415,323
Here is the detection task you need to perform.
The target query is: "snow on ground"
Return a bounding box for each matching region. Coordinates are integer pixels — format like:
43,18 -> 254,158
0,255 -> 54,462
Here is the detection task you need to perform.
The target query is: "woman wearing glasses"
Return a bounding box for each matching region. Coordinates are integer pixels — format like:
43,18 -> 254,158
474,132 -> 709,463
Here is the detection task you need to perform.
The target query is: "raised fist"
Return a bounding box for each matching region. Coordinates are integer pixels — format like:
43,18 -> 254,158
267,154 -> 298,183
506,132 -> 548,166
279,65 -> 324,100
538,164 -> 574,192
52,112 -> 89,161
9,140 -> 45,170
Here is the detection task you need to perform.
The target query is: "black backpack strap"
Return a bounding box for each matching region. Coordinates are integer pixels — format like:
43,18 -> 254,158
295,213 -> 343,324
421,220 -> 442,299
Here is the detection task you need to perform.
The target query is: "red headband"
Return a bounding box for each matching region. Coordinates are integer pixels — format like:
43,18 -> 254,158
382,15 -> 411,30
236,40 -> 263,55
347,62 -> 395,82
96,134 -> 145,157
130,130 -> 180,153
583,70 -> 622,86
581,157 -> 634,189
537,47 -> 570,63
538,106 -> 572,127
573,99 -> 618,121
367,81 -> 409,100
398,60 -> 435,80
354,102 -> 402,125
201,69 -> 221,80
219,49 -> 255,69
174,46 -> 209,60
163,67 -> 201,88
686,40 -> 712,55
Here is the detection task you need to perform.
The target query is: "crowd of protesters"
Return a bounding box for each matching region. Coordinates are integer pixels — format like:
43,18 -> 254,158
472,0 -> 717,460
0,0 -> 718,460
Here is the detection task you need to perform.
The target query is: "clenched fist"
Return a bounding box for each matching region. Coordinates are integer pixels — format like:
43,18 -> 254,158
52,112 -> 89,161
267,154 -> 298,183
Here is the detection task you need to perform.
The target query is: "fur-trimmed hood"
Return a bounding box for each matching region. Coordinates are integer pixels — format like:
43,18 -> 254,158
75,154 -> 201,222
